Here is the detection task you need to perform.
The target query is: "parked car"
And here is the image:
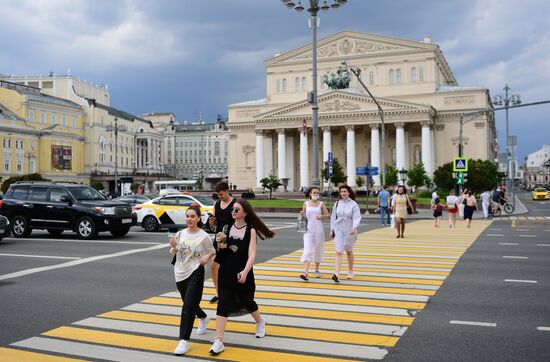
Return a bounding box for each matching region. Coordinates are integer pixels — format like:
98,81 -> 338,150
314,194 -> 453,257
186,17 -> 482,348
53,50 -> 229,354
135,194 -> 215,232
532,187 -> 549,201
114,194 -> 158,209
0,215 -> 10,242
0,182 -> 136,239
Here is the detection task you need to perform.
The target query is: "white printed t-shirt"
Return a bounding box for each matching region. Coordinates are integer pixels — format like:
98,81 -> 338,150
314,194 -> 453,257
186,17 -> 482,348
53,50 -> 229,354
173,228 -> 215,282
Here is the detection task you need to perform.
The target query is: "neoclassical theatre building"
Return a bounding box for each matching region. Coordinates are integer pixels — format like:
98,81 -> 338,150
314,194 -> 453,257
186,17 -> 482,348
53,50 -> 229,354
227,30 -> 497,191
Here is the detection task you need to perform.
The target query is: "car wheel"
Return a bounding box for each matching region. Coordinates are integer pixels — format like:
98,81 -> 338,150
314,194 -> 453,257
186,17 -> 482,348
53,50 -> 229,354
47,229 -> 64,236
142,215 -> 159,232
110,226 -> 131,237
11,215 -> 31,238
76,217 -> 98,240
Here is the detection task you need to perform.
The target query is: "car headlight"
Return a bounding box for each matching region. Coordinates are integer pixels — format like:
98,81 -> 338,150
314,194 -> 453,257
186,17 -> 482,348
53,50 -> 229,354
95,206 -> 115,215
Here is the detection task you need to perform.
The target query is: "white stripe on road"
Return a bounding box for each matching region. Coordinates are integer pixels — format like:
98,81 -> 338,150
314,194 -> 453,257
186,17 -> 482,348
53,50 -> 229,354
20,238 -> 162,245
504,279 -> 538,284
0,253 -> 80,260
488,234 -> 504,237
537,326 -> 550,331
12,337 -> 198,362
0,244 -> 167,281
321,251 -> 460,259
537,244 -> 550,247
488,228 -> 503,231
450,320 -> 496,327
498,243 -> 518,246
516,229 -> 532,232
502,256 -> 528,259
267,259 -> 452,272
519,235 -> 537,238
74,317 -> 388,360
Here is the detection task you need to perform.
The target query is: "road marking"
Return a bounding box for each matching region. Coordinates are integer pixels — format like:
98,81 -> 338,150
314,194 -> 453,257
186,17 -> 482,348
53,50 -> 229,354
488,228 -> 502,231
502,256 -> 528,259
21,238 -> 162,245
0,346 -> 81,361
0,244 -> 167,281
537,244 -> 550,247
504,279 -> 538,284
519,235 -> 537,238
488,234 -> 504,237
516,229 -> 532,232
537,326 -> 550,331
450,320 -> 496,327
0,253 -> 81,260
527,216 -> 536,220
498,243 -> 518,245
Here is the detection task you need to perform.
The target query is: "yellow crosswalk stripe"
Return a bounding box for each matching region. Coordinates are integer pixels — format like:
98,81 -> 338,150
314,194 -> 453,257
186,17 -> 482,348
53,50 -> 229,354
256,264 -> 449,277
273,257 -> 455,269
0,347 -> 85,361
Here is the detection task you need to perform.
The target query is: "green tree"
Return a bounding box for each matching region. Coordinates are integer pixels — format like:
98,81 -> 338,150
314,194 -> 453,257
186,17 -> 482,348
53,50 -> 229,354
385,164 -> 398,186
356,176 -> 365,189
407,162 -> 431,193
433,162 -> 455,192
130,183 -> 140,193
433,159 -> 503,194
91,181 -> 104,191
0,173 -> 49,194
260,174 -> 282,199
321,158 -> 347,185
195,177 -> 204,190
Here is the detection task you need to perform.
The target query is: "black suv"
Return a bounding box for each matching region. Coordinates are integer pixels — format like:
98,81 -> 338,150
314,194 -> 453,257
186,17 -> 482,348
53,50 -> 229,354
0,182 -> 136,239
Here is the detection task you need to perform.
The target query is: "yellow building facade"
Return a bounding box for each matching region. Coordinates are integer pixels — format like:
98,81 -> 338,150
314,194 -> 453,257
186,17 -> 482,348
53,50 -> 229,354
0,80 -> 87,185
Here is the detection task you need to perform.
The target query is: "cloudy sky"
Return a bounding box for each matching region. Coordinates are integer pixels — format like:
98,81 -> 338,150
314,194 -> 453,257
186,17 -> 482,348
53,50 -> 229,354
1,0 -> 549,161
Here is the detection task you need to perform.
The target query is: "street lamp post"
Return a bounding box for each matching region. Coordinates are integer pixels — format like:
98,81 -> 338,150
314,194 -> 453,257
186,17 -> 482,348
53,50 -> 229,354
107,117 -> 127,196
398,167 -> 408,186
493,84 -> 521,205
281,0 -> 348,188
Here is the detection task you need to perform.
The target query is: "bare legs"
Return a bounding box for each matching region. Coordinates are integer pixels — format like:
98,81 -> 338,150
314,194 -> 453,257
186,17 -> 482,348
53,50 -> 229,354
346,250 -> 354,278
211,261 -> 219,298
215,310 -> 262,342
334,252 -> 342,278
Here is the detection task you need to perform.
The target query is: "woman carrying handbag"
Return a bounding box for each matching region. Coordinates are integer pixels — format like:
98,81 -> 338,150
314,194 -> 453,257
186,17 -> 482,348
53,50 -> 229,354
391,185 -> 414,238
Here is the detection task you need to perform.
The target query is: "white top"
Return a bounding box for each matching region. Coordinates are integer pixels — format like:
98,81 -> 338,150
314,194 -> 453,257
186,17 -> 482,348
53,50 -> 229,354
481,191 -> 491,204
432,191 -> 439,201
173,228 -> 215,282
446,195 -> 459,206
330,198 -> 361,232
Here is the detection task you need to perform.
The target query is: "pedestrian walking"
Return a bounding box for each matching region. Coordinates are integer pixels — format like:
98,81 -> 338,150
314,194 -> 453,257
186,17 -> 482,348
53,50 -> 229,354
209,199 -> 275,355
431,190 -> 439,205
480,190 -> 491,218
432,197 -> 443,227
329,185 -> 361,283
170,205 -> 216,356
377,185 -> 391,226
208,182 -> 236,304
463,190 -> 477,228
299,186 -> 330,281
391,185 -> 414,238
446,190 -> 459,228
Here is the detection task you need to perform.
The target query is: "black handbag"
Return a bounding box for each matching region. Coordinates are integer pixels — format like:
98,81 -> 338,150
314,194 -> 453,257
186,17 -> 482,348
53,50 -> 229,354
407,205 -> 413,215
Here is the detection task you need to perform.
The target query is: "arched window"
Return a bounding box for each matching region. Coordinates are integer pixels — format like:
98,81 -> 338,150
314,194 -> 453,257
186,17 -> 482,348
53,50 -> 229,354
389,69 -> 395,84
396,68 -> 402,83
369,71 -> 374,85
414,145 -> 421,162
295,77 -> 300,91
276,79 -> 281,94
419,66 -> 424,81
411,67 -> 417,82
301,77 -> 307,91
391,147 -> 396,163
282,78 -> 287,93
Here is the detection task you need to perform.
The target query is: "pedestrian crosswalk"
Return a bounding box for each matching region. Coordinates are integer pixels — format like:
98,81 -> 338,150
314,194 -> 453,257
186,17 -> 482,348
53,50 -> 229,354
3,220 -> 491,361
493,215 -> 550,221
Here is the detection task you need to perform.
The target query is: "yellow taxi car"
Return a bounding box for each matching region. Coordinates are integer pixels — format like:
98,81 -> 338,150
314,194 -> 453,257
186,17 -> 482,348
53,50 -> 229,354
532,187 -> 549,201
135,194 -> 215,232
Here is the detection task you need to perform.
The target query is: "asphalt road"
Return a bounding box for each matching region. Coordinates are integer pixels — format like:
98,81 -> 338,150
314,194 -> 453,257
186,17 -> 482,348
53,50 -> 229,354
517,190 -> 550,216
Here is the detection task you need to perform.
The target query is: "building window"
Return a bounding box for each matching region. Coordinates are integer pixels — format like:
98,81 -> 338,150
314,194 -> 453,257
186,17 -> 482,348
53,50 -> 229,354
302,77 -> 307,91
295,77 -> 300,91
276,79 -> 281,94
72,116 -> 77,128
4,160 -> 10,171
40,111 -> 46,124
396,68 -> 402,83
29,110 -> 35,122
214,141 -> 220,157
51,113 -> 57,125
30,158 -> 35,173
419,66 -> 424,81
3,139 -> 11,148
369,71 -> 374,85
411,67 -> 417,82
389,69 -> 395,84
391,147 -> 396,163
16,140 -> 24,149
62,115 -> 68,126
16,159 -> 22,172
282,78 -> 287,93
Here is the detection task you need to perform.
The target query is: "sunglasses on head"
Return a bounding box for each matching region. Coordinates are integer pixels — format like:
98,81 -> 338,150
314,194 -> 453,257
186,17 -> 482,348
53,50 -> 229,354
231,208 -> 241,213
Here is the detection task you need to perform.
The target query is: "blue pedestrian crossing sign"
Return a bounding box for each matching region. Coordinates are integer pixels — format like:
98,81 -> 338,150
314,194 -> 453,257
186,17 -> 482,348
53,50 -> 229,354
453,157 -> 468,172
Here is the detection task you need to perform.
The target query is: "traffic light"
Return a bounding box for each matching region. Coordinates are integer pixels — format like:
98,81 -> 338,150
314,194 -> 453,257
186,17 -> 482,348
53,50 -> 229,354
457,172 -> 464,185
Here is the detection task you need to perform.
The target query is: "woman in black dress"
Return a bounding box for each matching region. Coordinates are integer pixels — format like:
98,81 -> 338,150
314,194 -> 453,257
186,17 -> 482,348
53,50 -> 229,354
209,199 -> 275,355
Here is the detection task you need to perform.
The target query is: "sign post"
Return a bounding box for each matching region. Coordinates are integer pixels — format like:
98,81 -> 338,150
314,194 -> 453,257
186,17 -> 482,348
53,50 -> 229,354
328,152 -> 333,210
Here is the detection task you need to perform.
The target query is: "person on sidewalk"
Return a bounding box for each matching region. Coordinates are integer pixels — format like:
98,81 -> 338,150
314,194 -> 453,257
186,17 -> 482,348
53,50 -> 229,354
299,186 -> 330,281
480,190 -> 491,218
330,185 -> 361,283
463,190 -> 477,228
210,199 -> 275,355
391,185 -> 414,238
170,204 -> 216,356
377,185 -> 391,226
446,190 -> 459,228
432,197 -> 443,227
208,181 -> 236,304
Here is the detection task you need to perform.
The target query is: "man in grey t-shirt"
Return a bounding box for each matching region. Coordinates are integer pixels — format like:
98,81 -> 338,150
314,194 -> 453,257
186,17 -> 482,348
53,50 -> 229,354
377,185 -> 391,226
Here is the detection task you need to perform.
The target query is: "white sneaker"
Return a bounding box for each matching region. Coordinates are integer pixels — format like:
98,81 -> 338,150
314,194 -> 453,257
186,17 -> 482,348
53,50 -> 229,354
347,272 -> 355,279
197,316 -> 209,335
174,339 -> 189,355
314,271 -> 321,278
255,319 -> 266,338
209,338 -> 224,355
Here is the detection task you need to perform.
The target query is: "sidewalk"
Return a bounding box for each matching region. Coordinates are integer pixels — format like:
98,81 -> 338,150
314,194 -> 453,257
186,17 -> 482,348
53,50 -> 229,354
258,195 -> 528,220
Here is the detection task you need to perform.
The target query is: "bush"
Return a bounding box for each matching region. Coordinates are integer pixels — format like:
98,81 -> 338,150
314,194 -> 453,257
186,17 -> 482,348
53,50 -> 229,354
417,190 -> 433,199
241,191 -> 255,199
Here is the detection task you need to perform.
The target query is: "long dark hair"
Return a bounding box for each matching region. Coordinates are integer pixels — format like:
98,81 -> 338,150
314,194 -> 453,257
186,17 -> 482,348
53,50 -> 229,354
236,198 -> 275,240
305,186 -> 320,200
397,185 -> 407,194
339,185 -> 356,200
187,204 -> 204,228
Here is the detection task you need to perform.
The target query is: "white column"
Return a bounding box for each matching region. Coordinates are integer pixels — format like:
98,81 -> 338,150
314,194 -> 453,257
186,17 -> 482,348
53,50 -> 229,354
300,128 -> 309,190
370,125 -> 381,186
395,123 -> 405,171
421,121 -> 433,176
430,126 -> 436,176
346,126 -> 356,187
255,130 -> 264,188
322,127 -> 332,163
277,129 -> 286,180
264,133 -> 273,176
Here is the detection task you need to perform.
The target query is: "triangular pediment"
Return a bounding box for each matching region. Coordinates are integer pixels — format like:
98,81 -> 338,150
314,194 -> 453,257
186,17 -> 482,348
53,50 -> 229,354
255,89 -> 432,120
266,30 -> 436,65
